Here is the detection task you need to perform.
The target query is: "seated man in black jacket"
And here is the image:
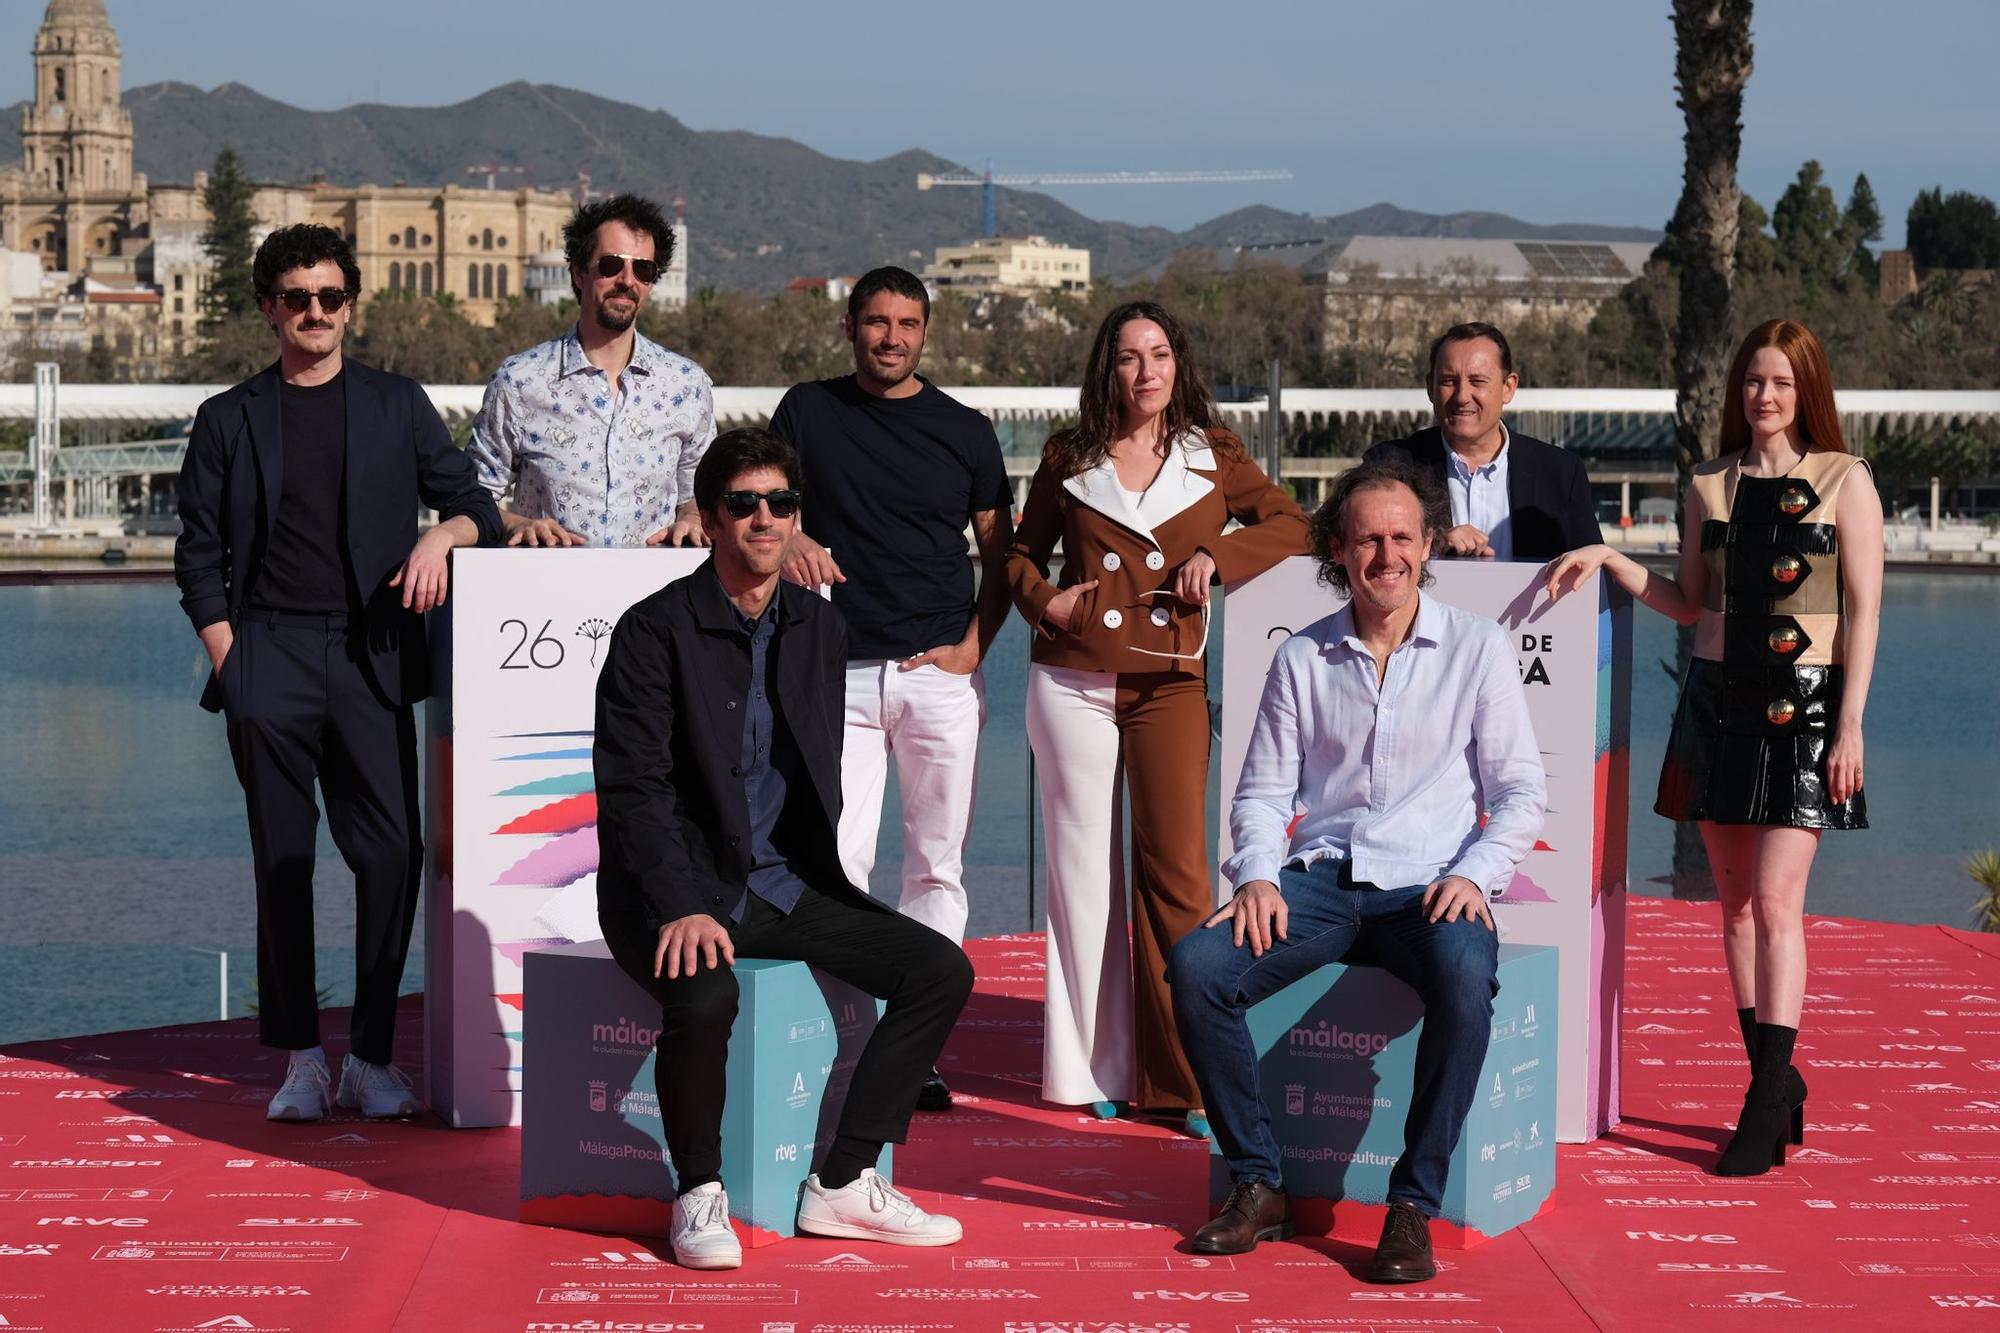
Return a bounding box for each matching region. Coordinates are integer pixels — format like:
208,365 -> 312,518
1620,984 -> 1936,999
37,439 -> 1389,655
593,427 -> 974,1271
1366,321 -> 1600,561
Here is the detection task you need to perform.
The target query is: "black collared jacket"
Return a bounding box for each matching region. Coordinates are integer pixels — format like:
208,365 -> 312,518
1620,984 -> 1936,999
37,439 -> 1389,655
1366,425 -> 1601,561
593,559 -> 870,934
172,359 -> 504,709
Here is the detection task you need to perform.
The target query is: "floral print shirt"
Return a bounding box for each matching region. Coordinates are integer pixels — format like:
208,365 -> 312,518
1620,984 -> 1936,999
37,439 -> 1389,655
468,325 -> 716,547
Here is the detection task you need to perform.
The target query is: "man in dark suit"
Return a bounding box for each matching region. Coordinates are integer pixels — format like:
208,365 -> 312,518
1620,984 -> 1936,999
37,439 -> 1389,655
1366,322 -> 1600,561
593,428 -> 973,1271
174,224 -> 501,1123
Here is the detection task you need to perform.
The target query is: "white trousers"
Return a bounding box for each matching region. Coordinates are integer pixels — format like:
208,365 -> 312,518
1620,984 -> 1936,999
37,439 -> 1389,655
838,659 -> 986,943
1025,662 -> 1133,1105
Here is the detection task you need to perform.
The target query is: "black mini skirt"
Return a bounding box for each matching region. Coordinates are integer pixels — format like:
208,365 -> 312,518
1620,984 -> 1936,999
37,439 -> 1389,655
1654,658 -> 1868,829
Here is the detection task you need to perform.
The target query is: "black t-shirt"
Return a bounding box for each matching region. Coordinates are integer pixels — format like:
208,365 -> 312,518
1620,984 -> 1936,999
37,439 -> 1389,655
253,372 -> 356,613
769,375 -> 1009,661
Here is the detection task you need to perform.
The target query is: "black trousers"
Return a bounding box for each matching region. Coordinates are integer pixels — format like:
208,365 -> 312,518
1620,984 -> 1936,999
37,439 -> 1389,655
221,612 -> 423,1066
603,886 -> 974,1193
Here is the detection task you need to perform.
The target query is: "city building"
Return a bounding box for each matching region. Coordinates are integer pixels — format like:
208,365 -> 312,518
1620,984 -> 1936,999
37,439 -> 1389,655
923,234 -> 1090,298
0,0 -> 653,373
1226,234 -> 1656,362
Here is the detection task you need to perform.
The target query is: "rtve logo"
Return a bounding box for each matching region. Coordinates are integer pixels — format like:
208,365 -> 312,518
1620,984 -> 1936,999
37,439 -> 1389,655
1129,1290 -> 1249,1302
35,1215 -> 145,1227
1626,1231 -> 1738,1244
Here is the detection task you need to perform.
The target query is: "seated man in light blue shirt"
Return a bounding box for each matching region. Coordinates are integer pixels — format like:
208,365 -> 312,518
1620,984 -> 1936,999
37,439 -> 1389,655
1170,456 -> 1546,1282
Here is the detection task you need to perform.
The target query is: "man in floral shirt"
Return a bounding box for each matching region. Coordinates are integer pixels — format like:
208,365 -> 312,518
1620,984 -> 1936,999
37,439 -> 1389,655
470,194 -> 716,548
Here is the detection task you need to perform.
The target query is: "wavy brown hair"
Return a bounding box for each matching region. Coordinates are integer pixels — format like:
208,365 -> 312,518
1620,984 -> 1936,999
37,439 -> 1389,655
1041,301 -> 1240,478
1720,319 -> 1848,455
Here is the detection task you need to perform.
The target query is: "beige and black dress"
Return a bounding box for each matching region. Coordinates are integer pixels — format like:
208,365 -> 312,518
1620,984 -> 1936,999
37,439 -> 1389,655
1654,448 -> 1871,828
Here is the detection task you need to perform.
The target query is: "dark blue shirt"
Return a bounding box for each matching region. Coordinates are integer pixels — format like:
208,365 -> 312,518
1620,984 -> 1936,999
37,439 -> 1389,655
735,600 -> 813,917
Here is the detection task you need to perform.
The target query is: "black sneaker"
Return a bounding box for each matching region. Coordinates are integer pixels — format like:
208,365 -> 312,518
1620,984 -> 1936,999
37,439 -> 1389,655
915,1068 -> 952,1112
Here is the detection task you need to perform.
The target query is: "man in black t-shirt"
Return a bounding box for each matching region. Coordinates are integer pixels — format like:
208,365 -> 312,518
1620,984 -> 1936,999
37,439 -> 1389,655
174,225 -> 501,1124
772,267 -> 1012,1110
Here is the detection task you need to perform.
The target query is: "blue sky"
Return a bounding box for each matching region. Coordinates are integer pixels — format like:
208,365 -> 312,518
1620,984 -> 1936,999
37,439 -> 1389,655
8,1 -> 1995,245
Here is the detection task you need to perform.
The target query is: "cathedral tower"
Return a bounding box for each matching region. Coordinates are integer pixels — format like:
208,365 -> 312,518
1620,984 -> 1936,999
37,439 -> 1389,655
18,0 -> 135,268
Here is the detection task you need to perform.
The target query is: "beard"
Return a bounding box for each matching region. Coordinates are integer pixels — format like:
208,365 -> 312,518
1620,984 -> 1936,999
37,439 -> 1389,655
592,290 -> 641,334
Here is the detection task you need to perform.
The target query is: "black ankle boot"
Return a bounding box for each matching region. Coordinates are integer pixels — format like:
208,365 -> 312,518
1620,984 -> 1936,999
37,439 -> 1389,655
1718,1023 -> 1798,1176
1736,1007 -> 1807,1145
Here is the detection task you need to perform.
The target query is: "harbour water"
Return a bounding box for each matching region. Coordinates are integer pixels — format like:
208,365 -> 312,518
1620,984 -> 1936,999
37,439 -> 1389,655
1,568 -> 1994,1044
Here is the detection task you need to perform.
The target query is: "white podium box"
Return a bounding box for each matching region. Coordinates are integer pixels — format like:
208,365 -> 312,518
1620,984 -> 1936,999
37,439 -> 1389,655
424,547 -> 709,1128
1217,558 -> 1630,1141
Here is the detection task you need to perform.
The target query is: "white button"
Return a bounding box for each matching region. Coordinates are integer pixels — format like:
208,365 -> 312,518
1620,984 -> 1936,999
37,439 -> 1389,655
1102,609 -> 1123,629
1144,550 -> 1166,570
1101,552 -> 1121,572
1150,607 -> 1171,627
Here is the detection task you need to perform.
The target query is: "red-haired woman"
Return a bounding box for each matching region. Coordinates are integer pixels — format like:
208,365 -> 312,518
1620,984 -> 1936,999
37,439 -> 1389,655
1006,301 -> 1307,1135
1549,319 -> 1883,1176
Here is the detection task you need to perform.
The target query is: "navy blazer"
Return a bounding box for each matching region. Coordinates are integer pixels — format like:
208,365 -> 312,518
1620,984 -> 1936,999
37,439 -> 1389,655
173,359 -> 503,711
1365,425 -> 1600,561
592,560 -> 876,935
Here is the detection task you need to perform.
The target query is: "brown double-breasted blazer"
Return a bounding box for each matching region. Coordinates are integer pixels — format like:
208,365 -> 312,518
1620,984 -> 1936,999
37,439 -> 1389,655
1006,429 -> 1308,675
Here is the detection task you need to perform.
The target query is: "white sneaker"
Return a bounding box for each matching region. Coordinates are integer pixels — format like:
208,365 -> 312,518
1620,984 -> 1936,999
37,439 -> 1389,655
333,1054 -> 420,1119
669,1182 -> 743,1270
266,1058 -> 331,1122
796,1169 -> 963,1247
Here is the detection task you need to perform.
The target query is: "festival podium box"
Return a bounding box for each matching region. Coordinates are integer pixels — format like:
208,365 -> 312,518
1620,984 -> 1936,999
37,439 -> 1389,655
519,940 -> 889,1245
1207,943 -> 1559,1248
425,547 -> 712,1127
1219,558 -> 1630,1142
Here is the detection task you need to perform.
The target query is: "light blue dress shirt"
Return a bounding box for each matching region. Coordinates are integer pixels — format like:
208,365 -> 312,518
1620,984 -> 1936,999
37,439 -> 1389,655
1444,424 -> 1512,561
468,325 -> 717,548
1222,594 -> 1546,900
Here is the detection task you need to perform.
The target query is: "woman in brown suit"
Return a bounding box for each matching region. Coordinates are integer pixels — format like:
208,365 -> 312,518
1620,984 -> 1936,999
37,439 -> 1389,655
1007,301 -> 1308,1134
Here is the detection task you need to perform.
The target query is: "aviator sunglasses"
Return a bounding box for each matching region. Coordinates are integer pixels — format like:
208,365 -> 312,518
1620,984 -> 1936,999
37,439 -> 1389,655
718,489 -> 802,519
272,287 -> 355,313
595,252 -> 662,285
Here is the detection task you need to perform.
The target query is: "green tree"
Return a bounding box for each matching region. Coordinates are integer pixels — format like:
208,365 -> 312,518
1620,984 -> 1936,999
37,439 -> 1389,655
1906,187 -> 2000,269
351,292 -> 487,383
1844,173 -> 1882,287
197,147 -> 259,331
1772,160 -> 1849,290
1735,193 -> 1777,278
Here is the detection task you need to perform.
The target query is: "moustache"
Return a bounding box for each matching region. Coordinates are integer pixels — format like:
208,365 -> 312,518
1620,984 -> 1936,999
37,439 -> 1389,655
300,321 -> 335,331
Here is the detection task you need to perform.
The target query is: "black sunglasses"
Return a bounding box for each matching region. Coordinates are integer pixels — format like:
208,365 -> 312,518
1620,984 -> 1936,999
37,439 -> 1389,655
595,253 -> 662,285
718,489 -> 802,519
272,287 -> 354,313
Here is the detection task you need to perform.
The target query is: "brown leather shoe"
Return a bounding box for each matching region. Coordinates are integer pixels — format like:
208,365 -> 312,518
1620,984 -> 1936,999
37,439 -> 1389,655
1191,1178 -> 1290,1255
1368,1200 -> 1437,1282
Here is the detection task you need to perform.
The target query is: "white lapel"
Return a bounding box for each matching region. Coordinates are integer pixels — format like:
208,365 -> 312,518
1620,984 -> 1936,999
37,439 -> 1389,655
1060,432 -> 1217,547
1063,459 -> 1153,543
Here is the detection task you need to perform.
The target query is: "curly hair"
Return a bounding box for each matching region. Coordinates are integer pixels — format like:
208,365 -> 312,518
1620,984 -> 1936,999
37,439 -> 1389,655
563,193 -> 674,298
1310,457 -> 1450,596
252,224 -> 361,301
1040,300 -> 1240,479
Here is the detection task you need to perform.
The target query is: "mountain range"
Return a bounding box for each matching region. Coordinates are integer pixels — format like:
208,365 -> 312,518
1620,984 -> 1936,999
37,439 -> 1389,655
0,81 -> 1660,294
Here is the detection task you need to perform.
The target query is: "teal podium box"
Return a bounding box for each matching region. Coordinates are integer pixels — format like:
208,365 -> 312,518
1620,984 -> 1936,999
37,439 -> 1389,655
1208,943 -> 1558,1248
519,941 -> 888,1246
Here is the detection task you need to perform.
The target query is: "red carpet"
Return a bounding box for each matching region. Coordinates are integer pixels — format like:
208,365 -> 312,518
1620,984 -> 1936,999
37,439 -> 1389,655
4,899 -> 2000,1331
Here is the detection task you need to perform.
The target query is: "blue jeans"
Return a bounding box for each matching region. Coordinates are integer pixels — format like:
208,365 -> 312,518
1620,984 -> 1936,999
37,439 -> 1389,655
1169,860 -> 1499,1216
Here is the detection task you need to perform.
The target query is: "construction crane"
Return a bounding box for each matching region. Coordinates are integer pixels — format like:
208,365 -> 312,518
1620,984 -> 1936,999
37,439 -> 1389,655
917,161 -> 1293,238
466,161 -> 526,191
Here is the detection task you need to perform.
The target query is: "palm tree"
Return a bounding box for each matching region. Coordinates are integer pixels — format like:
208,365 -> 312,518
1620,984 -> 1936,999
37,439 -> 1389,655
1967,850 -> 2000,933
1662,1 -> 1755,900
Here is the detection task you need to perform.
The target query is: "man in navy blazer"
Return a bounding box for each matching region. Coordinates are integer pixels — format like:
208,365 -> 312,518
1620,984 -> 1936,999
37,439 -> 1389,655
1365,322 -> 1600,562
174,224 -> 501,1123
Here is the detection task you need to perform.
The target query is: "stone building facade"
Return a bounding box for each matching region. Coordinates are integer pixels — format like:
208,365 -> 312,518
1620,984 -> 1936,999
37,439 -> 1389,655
0,1 -> 588,373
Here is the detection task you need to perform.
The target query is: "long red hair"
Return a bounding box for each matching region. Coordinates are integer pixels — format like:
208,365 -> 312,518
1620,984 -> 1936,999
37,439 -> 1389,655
1720,319 -> 1847,455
